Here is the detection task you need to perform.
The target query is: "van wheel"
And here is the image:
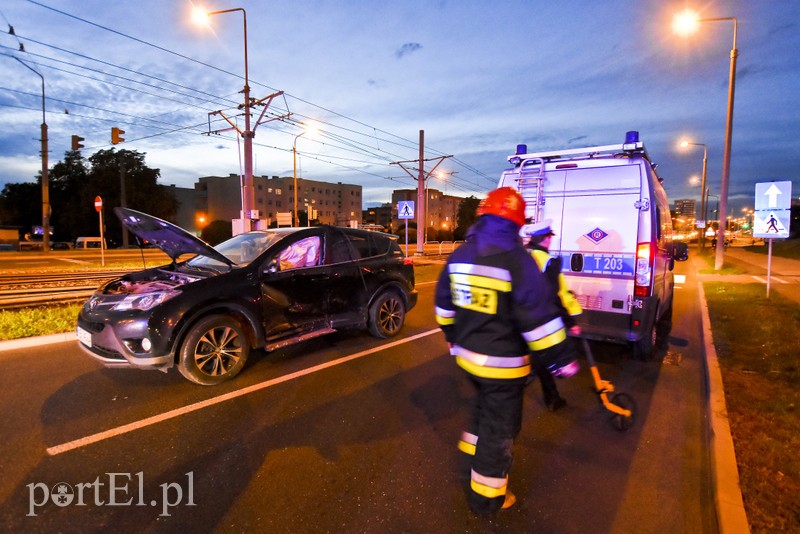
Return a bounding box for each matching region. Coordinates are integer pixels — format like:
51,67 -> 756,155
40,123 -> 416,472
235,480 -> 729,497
633,322 -> 657,361
178,315 -> 250,385
655,301 -> 673,348
368,290 -> 405,338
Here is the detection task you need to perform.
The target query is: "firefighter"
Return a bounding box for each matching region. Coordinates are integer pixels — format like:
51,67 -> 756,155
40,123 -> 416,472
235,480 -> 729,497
522,219 -> 584,411
435,187 -> 578,515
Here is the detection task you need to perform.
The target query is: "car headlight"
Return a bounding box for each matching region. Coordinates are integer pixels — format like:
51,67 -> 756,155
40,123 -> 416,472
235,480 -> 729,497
112,291 -> 178,311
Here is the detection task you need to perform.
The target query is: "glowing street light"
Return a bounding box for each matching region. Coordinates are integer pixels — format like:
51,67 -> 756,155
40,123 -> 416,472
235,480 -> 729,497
193,6 -> 254,231
679,139 -> 708,247
673,8 -> 739,270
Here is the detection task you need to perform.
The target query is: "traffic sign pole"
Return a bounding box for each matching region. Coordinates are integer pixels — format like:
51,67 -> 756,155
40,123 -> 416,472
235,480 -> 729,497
95,196 -> 105,267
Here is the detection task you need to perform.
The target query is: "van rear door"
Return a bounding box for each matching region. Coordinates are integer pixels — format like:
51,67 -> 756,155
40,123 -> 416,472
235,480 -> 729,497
547,163 -> 643,339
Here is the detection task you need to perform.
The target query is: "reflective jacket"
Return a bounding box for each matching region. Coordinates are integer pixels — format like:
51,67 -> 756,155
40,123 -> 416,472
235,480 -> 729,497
435,215 -> 567,381
530,246 -> 583,328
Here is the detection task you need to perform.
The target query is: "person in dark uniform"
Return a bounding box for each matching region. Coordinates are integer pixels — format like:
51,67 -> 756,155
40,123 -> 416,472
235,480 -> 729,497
435,188 -> 578,515
522,219 -> 583,411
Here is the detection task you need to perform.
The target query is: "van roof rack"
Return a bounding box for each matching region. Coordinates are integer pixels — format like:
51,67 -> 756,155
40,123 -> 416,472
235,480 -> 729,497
508,141 -> 649,165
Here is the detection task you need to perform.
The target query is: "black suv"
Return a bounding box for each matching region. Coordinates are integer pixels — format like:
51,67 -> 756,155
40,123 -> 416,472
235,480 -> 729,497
77,208 -> 417,385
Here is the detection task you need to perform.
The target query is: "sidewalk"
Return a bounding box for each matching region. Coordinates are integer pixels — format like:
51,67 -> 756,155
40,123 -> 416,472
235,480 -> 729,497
696,245 -> 800,305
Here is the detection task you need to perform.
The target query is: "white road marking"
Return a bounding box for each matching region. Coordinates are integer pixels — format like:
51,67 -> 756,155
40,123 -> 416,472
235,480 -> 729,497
46,328 -> 442,456
57,258 -> 91,264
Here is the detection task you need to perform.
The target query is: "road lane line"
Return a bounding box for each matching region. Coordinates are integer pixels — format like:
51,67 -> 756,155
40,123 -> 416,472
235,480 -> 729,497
752,276 -> 766,283
46,328 -> 442,456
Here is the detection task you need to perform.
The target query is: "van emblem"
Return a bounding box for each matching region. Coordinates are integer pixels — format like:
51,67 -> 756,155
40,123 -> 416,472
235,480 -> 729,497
586,228 -> 608,244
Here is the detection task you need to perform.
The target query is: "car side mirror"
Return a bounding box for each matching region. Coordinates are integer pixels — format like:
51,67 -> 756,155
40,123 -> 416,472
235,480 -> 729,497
673,242 -> 689,262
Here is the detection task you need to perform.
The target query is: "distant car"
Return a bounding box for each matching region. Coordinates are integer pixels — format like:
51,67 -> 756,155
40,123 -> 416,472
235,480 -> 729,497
76,208 -> 417,385
50,241 -> 72,250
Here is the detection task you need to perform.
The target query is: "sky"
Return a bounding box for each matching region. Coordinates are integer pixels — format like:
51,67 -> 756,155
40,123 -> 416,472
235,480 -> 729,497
1,0 -> 798,220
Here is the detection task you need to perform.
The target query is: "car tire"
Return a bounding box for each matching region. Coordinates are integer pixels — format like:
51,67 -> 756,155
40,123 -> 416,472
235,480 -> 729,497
178,315 -> 250,385
367,290 -> 406,338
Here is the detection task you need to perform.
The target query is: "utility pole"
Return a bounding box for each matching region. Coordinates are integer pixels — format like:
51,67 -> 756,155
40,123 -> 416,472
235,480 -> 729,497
207,91 -> 290,234
391,129 -> 451,256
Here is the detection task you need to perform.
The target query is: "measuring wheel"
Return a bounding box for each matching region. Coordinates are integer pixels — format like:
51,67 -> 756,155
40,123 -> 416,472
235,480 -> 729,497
608,392 -> 636,432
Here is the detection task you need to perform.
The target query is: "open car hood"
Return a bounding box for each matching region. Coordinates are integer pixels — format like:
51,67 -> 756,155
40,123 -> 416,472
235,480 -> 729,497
114,207 -> 234,266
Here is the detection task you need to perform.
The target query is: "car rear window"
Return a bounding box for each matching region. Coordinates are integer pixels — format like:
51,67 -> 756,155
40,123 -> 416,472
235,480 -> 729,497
332,232 -> 391,261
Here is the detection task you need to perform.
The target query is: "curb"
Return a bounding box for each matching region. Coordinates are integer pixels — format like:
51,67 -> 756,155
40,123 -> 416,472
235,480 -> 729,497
698,283 -> 751,534
0,331 -> 75,352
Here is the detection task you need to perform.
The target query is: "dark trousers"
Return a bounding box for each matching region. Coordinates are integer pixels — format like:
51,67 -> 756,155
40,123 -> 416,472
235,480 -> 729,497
465,375 -> 525,515
533,355 -> 561,404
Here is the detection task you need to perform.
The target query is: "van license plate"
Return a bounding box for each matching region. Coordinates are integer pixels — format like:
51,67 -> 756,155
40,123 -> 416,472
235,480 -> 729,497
76,326 -> 92,347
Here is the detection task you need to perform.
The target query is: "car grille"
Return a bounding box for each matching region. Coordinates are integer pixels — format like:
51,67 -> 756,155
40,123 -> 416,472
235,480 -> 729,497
90,343 -> 126,361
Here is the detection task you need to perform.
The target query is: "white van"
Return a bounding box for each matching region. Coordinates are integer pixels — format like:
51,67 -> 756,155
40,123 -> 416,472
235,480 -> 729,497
74,237 -> 106,249
498,131 -> 688,360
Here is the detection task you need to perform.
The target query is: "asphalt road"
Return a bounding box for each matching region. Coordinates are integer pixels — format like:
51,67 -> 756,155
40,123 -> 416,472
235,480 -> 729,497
0,261 -> 716,532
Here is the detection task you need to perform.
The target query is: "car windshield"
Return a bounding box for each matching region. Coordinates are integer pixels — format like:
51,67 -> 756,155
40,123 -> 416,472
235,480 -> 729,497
187,231 -> 283,268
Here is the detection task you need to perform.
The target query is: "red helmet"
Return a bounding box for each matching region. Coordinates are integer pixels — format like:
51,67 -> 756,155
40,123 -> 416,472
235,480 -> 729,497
477,187 -> 526,227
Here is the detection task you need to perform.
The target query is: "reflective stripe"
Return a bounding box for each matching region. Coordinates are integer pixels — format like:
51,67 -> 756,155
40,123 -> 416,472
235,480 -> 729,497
452,345 -> 529,368
435,306 -> 456,326
449,263 -> 512,282
435,306 -> 456,318
449,273 -> 512,292
471,470 -> 507,498
528,328 -> 567,351
458,432 -> 478,456
456,356 -> 530,380
523,317 -> 565,343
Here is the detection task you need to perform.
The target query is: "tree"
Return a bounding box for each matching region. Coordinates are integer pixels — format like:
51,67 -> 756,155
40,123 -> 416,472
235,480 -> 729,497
201,220 -> 233,245
454,195 -> 480,240
0,182 -> 40,238
48,150 -> 89,241
0,148 -> 177,245
87,149 -> 177,245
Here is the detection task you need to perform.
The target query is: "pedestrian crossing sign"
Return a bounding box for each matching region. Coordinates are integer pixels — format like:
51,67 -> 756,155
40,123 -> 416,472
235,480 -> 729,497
753,181 -> 791,239
398,201 -> 415,220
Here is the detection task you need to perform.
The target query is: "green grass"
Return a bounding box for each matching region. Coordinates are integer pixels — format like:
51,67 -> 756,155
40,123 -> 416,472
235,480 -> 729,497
704,283 -> 800,532
0,303 -> 83,341
743,237 -> 800,259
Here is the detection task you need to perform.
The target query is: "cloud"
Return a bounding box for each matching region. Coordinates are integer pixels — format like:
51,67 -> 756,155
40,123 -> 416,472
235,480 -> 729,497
395,42 -> 422,59
567,135 -> 588,145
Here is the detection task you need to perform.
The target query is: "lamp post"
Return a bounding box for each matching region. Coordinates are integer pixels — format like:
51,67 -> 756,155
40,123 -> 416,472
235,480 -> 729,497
13,57 -> 50,253
680,140 -> 708,247
197,7 -> 254,231
292,132 -> 306,227
673,10 -> 738,270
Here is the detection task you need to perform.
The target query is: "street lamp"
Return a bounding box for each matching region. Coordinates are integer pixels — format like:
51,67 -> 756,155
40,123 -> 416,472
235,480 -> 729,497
194,6 -> 254,231
12,57 -> 50,253
673,9 -> 738,270
293,132 -> 306,227
679,139 -> 708,247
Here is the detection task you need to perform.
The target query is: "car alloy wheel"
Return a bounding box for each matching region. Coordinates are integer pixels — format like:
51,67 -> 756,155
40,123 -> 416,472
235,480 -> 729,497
178,315 -> 250,385
368,290 -> 406,338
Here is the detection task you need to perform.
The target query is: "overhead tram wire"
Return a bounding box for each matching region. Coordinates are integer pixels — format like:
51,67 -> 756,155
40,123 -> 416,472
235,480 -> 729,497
0,40 -> 239,111
24,0 -> 495,194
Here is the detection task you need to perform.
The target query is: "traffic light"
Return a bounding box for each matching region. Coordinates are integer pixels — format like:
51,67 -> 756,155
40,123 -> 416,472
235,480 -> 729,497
111,127 -> 125,145
71,134 -> 84,151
